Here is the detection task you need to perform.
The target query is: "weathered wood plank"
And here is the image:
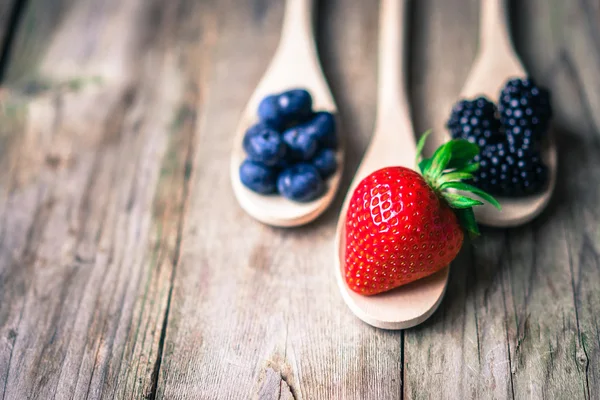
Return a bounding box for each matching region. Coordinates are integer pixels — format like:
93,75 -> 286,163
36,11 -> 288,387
157,0 -> 600,398
0,0 -> 205,398
406,0 -> 600,399
256,368 -> 295,400
406,1 -> 516,398
0,0 -> 599,398
0,0 -> 18,58
156,1 -> 404,399
508,0 -> 600,398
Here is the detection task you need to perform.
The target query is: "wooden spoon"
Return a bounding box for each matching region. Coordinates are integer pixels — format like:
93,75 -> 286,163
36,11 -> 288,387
439,0 -> 557,227
230,0 -> 342,227
334,0 -> 448,330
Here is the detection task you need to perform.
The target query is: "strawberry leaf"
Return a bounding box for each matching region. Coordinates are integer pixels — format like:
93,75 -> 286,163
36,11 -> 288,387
458,162 -> 480,173
439,181 -> 501,210
438,171 -> 474,183
427,142 -> 452,181
416,133 -> 499,241
442,192 -> 484,209
415,130 -> 432,168
419,158 -> 432,175
446,140 -> 480,170
455,208 -> 480,237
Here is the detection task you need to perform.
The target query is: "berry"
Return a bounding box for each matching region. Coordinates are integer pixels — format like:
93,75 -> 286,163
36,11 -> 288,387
257,89 -> 313,130
498,78 -> 552,146
277,163 -> 324,202
274,158 -> 291,170
344,134 -> 499,295
473,142 -> 548,197
446,96 -> 503,147
282,125 -> 318,161
445,77 -> 554,199
239,159 -> 278,194
247,87 -> 336,202
257,95 -> 286,129
303,111 -> 337,149
311,149 -> 337,179
243,123 -> 286,166
278,89 -> 312,122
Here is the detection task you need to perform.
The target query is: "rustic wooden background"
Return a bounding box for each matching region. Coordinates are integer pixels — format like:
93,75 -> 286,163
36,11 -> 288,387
0,0 -> 599,399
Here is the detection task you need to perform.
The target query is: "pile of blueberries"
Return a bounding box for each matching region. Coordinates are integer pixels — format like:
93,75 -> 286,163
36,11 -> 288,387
240,88 -> 338,202
447,77 -> 553,197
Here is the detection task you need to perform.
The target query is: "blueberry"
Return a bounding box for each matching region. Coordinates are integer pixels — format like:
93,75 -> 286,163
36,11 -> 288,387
239,159 -> 278,194
277,163 -> 324,202
274,157 -> 291,170
243,123 -> 286,166
277,89 -> 312,121
311,149 -> 337,179
257,95 -> 286,129
303,111 -> 337,149
282,126 -> 318,161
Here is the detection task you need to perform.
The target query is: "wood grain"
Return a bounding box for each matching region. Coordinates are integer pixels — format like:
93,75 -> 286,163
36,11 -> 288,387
0,0 -> 598,399
0,0 -> 18,56
156,1 -> 399,399
406,0 -> 600,398
0,0 -> 207,398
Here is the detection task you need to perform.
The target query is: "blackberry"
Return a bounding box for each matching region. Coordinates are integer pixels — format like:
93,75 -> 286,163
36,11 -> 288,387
498,78 -> 552,147
472,142 -> 548,197
446,96 -> 504,148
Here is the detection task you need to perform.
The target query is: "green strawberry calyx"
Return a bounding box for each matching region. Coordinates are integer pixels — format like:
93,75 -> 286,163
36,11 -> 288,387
415,130 -> 501,237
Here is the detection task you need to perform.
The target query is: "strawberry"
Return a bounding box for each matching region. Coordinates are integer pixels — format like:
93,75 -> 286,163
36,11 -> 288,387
344,132 -> 500,295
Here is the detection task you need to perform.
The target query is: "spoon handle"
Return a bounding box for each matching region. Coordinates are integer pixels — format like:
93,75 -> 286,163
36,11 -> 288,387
479,0 -> 516,57
373,0 -> 415,162
277,0 -> 315,57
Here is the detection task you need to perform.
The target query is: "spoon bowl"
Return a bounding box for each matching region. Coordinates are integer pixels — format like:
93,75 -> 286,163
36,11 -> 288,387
230,0 -> 342,227
335,224 -> 449,329
439,0 -> 557,227
334,0 -> 448,330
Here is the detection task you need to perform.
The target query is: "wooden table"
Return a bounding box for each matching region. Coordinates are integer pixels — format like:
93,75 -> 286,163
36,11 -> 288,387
0,0 -> 599,398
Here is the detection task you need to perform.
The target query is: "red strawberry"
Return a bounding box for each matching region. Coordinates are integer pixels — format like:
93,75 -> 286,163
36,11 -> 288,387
344,133 -> 500,296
